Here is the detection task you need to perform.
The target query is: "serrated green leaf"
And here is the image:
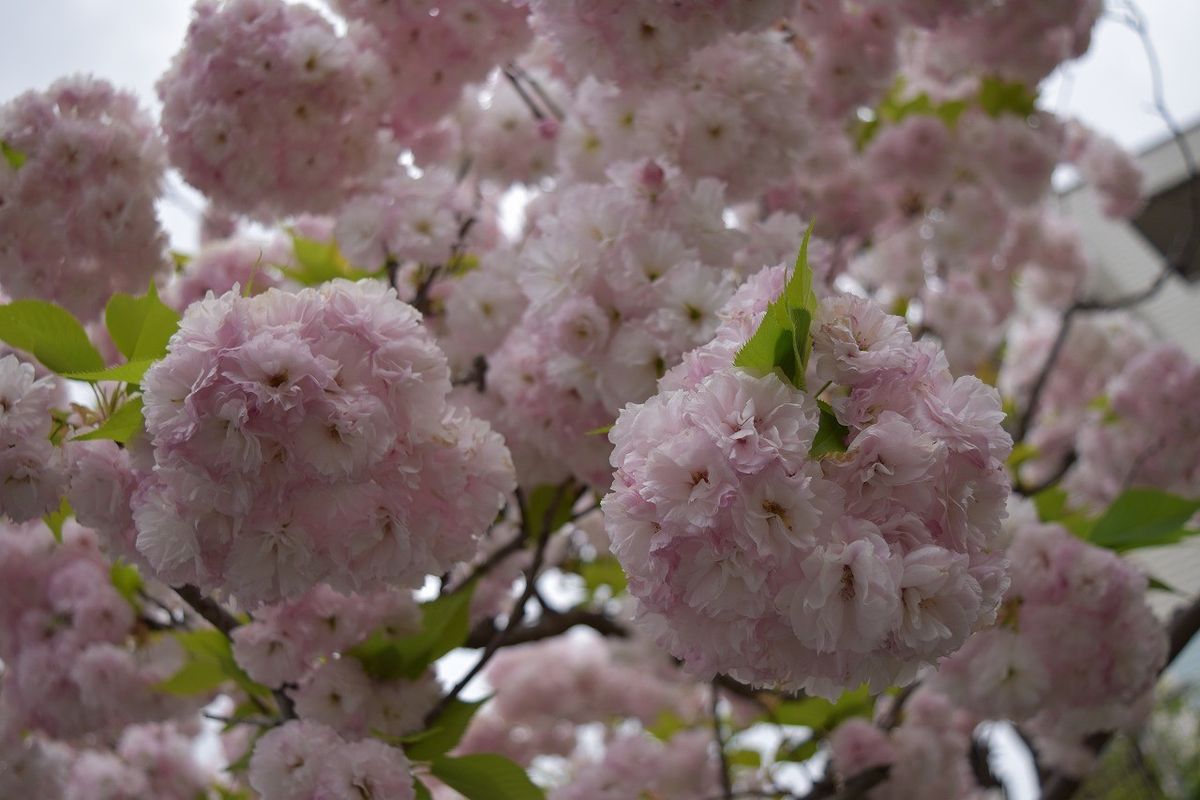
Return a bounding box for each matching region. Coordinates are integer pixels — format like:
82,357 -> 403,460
525,483 -> 576,538
810,401 -> 849,458
349,583 -> 477,681
71,397 -> 144,443
430,754 -> 545,800
43,496 -> 71,544
406,697 -> 488,761
580,557 -> 627,598
1087,489 -> 1200,552
110,560 -> 143,608
65,359 -> 155,384
0,300 -> 104,374
1,140 -> 26,170
104,285 -> 180,363
735,228 -> 817,391
978,76 -> 1038,118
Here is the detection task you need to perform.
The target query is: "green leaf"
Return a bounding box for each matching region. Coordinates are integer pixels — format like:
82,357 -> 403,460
978,76 -> 1038,118
429,754 -> 545,800
646,710 -> 686,741
734,226 -> 817,391
413,779 -> 434,800
104,285 -> 181,363
1086,489 -> 1200,552
774,697 -> 833,729
65,359 -> 156,384
825,685 -> 875,729
585,424 -> 613,437
524,483 -> 576,538
777,737 -> 819,763
72,397 -> 144,443
0,300 -> 104,374
110,560 -> 143,608
810,401 -> 849,458
1032,485 -> 1095,538
349,583 -> 477,681
406,697 -> 488,761
1,140 -> 26,170
1006,441 -> 1039,470
43,496 -> 71,544
281,234 -> 381,286
1148,575 -> 1182,594
580,557 -> 627,598
156,628 -> 269,699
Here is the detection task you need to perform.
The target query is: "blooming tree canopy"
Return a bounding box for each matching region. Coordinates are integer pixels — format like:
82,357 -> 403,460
0,1 -> 1197,798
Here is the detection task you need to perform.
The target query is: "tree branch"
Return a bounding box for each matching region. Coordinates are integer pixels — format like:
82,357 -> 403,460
713,681 -> 735,800
173,584 -> 241,636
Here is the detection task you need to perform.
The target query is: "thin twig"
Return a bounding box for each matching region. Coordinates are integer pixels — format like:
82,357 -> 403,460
502,64 -> 546,121
712,681 -> 735,800
424,481 -> 573,725
174,584 -> 241,636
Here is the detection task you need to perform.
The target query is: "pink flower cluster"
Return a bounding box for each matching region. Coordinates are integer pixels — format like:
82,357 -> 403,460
162,236 -> 288,312
0,522 -> 192,739
559,33 -> 812,200
1065,120 -> 1145,219
231,584 -> 440,741
604,265 -> 1013,696
134,279 -> 514,606
932,520 -> 1167,769
460,631 -> 702,765
999,311 -> 1150,489
65,723 -> 214,800
549,730 -> 722,800
0,355 -> 67,522
331,0 -> 531,139
486,160 -> 741,485
525,0 -> 791,86
157,0 -> 388,218
1065,343 -> 1200,509
248,720 -> 415,800
0,76 -> 167,319
829,688 -> 985,800
334,167 -> 469,272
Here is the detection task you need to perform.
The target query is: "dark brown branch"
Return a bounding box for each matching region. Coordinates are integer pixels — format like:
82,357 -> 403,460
502,64 -> 546,121
713,681 -> 735,800
463,606 -> 629,650
174,584 -> 240,636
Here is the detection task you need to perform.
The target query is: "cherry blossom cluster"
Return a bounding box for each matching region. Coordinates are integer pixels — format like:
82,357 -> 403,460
0,521 -> 194,739
828,687 -> 985,800
330,0 -> 531,139
231,584 -> 442,741
604,265 -> 1013,696
999,310 -> 1150,488
162,236 -> 289,312
334,166 -> 471,272
548,729 -> 723,800
485,160 -> 743,485
135,279 -> 514,605
248,720 -> 415,800
157,0 -> 388,218
524,0 -> 792,86
459,631 -> 703,764
0,76 -> 167,319
0,722 -> 214,800
932,519 -> 1167,772
559,33 -> 812,200
1064,343 -> 1200,509
0,355 -> 67,522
